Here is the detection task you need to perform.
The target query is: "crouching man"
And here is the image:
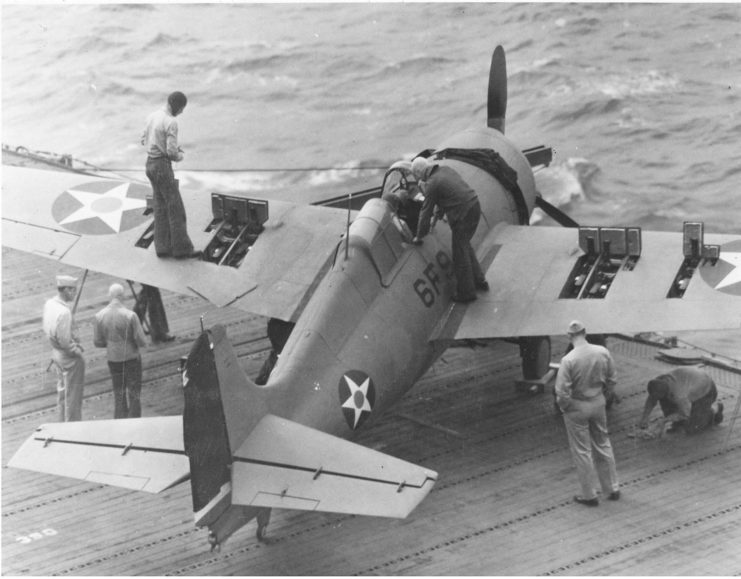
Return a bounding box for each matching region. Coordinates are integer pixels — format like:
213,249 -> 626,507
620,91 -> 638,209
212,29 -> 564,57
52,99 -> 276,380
639,366 -> 724,435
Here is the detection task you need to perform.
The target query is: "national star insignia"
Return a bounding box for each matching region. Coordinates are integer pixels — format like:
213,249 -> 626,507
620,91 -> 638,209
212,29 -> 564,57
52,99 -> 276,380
714,252 -> 741,290
60,182 -> 146,233
341,374 -> 373,429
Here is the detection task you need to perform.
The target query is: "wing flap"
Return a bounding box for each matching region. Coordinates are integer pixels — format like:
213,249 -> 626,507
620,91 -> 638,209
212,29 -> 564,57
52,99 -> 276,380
438,224 -> 741,340
8,416 -> 189,493
1,219 -> 81,259
231,415 -> 437,517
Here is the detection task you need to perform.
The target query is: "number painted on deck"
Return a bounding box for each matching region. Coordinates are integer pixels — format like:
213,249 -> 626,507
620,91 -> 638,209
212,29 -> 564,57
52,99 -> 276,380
413,250 -> 453,308
16,528 -> 57,544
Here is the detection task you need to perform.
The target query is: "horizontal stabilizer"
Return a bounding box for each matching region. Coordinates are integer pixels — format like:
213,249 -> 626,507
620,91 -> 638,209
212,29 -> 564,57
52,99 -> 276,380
231,414 -> 437,518
8,416 -> 189,493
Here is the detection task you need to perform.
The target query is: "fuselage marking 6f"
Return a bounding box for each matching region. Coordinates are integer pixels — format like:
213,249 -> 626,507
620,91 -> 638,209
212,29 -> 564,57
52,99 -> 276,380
413,250 -> 454,308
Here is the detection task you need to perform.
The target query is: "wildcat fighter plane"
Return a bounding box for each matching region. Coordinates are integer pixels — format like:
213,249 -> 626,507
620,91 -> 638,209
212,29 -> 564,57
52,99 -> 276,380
5,46 -> 741,549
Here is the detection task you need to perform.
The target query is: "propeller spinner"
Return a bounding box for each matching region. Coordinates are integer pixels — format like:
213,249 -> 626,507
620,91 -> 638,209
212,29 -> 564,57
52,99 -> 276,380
487,45 -> 508,133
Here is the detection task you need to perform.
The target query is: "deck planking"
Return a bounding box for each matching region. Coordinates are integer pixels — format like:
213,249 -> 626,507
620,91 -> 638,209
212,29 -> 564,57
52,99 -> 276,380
2,246 -> 741,576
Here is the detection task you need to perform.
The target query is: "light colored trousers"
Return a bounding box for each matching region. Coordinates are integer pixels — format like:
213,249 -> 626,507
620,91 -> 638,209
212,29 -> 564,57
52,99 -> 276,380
562,397 -> 619,500
52,350 -> 85,422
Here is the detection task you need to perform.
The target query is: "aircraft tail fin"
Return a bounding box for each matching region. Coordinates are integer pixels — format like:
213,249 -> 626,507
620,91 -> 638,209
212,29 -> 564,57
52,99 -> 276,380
182,325 -> 437,549
181,325 -> 268,542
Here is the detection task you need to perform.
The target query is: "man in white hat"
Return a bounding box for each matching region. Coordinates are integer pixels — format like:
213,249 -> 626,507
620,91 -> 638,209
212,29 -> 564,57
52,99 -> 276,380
42,274 -> 86,421
555,320 -> 621,506
94,283 -> 148,418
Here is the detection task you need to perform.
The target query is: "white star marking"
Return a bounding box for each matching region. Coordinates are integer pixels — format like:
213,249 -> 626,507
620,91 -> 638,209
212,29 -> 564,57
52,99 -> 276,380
714,252 -> 741,290
60,183 -> 146,232
341,375 -> 372,429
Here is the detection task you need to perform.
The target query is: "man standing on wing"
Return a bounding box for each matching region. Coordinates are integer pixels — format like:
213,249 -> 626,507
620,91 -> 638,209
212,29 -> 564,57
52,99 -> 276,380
142,91 -> 201,259
411,156 -> 488,303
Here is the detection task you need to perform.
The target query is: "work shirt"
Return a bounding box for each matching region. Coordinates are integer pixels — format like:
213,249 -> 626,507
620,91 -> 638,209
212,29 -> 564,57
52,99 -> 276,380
646,367 -> 715,421
93,299 -> 147,362
141,106 -> 183,161
42,295 -> 81,356
555,343 -> 617,404
416,165 -> 478,238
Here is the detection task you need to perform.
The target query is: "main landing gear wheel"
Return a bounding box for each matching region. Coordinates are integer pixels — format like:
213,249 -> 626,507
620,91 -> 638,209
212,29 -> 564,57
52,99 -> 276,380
208,530 -> 221,553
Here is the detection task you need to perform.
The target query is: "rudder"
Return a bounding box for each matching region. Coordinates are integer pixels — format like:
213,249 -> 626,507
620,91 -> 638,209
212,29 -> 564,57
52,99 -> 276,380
182,325 -> 268,544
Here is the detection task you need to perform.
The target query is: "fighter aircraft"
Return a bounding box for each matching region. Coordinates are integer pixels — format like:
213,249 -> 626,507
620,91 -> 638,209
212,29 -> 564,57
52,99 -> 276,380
5,46 -> 741,550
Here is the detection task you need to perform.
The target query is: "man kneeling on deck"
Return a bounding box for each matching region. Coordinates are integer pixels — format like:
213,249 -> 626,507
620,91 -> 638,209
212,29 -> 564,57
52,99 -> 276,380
638,366 -> 724,435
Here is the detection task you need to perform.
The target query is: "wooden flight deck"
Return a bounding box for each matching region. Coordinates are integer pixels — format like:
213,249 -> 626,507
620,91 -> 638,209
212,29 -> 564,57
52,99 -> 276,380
2,247 -> 740,575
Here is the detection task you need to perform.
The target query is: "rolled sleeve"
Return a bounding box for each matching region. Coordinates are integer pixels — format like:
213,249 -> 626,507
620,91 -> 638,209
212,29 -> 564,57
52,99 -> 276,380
166,121 -> 183,162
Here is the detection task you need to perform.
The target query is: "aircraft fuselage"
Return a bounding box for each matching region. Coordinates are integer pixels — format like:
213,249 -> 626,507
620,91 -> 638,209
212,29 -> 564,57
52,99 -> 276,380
264,127 -> 538,438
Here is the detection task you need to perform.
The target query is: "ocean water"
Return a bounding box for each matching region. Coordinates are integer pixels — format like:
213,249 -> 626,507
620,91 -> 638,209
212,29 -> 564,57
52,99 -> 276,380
2,2 -> 740,356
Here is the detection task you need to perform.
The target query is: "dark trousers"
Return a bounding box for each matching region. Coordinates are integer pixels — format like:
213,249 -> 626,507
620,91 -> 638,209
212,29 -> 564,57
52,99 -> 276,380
134,285 -> 170,342
108,358 -> 142,419
660,383 -> 718,434
145,157 -> 194,257
450,200 -> 485,299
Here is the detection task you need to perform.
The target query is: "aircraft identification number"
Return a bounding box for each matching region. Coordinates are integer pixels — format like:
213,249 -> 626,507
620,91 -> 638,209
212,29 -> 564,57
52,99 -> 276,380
413,251 -> 453,307
16,528 -> 58,544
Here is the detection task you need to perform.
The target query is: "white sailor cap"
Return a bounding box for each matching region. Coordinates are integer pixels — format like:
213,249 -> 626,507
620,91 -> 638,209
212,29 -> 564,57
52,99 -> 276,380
56,274 -> 78,288
567,320 -> 586,334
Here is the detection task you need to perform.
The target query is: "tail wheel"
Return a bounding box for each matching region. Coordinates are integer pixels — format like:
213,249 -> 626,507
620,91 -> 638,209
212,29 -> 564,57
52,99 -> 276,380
256,508 -> 271,542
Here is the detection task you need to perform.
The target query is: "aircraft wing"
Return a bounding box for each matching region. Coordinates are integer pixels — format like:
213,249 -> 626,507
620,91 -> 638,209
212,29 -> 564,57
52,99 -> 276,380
6,416 -> 189,492
231,414 -> 437,518
1,165 -> 349,321
436,223 -> 741,340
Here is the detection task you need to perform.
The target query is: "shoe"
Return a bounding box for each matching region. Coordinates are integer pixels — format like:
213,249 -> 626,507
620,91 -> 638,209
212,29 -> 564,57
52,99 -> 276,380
608,490 -> 621,501
476,280 -> 490,291
452,294 -> 477,304
175,250 -> 203,260
666,421 -> 685,433
156,252 -> 172,258
153,334 -> 176,344
714,402 -> 724,425
574,495 -> 599,507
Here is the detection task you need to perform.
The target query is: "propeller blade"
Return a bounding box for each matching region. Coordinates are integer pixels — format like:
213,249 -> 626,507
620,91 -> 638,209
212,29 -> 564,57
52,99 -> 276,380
535,196 -> 580,228
487,45 -> 508,133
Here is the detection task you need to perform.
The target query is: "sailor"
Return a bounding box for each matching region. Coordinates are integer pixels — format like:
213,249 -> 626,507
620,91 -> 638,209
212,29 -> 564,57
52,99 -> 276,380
638,366 -> 724,435
410,156 -> 488,302
133,284 -> 176,344
141,91 -> 201,259
381,160 -> 418,240
94,283 -> 148,418
255,318 -> 295,385
42,274 -> 86,421
555,320 -> 621,506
